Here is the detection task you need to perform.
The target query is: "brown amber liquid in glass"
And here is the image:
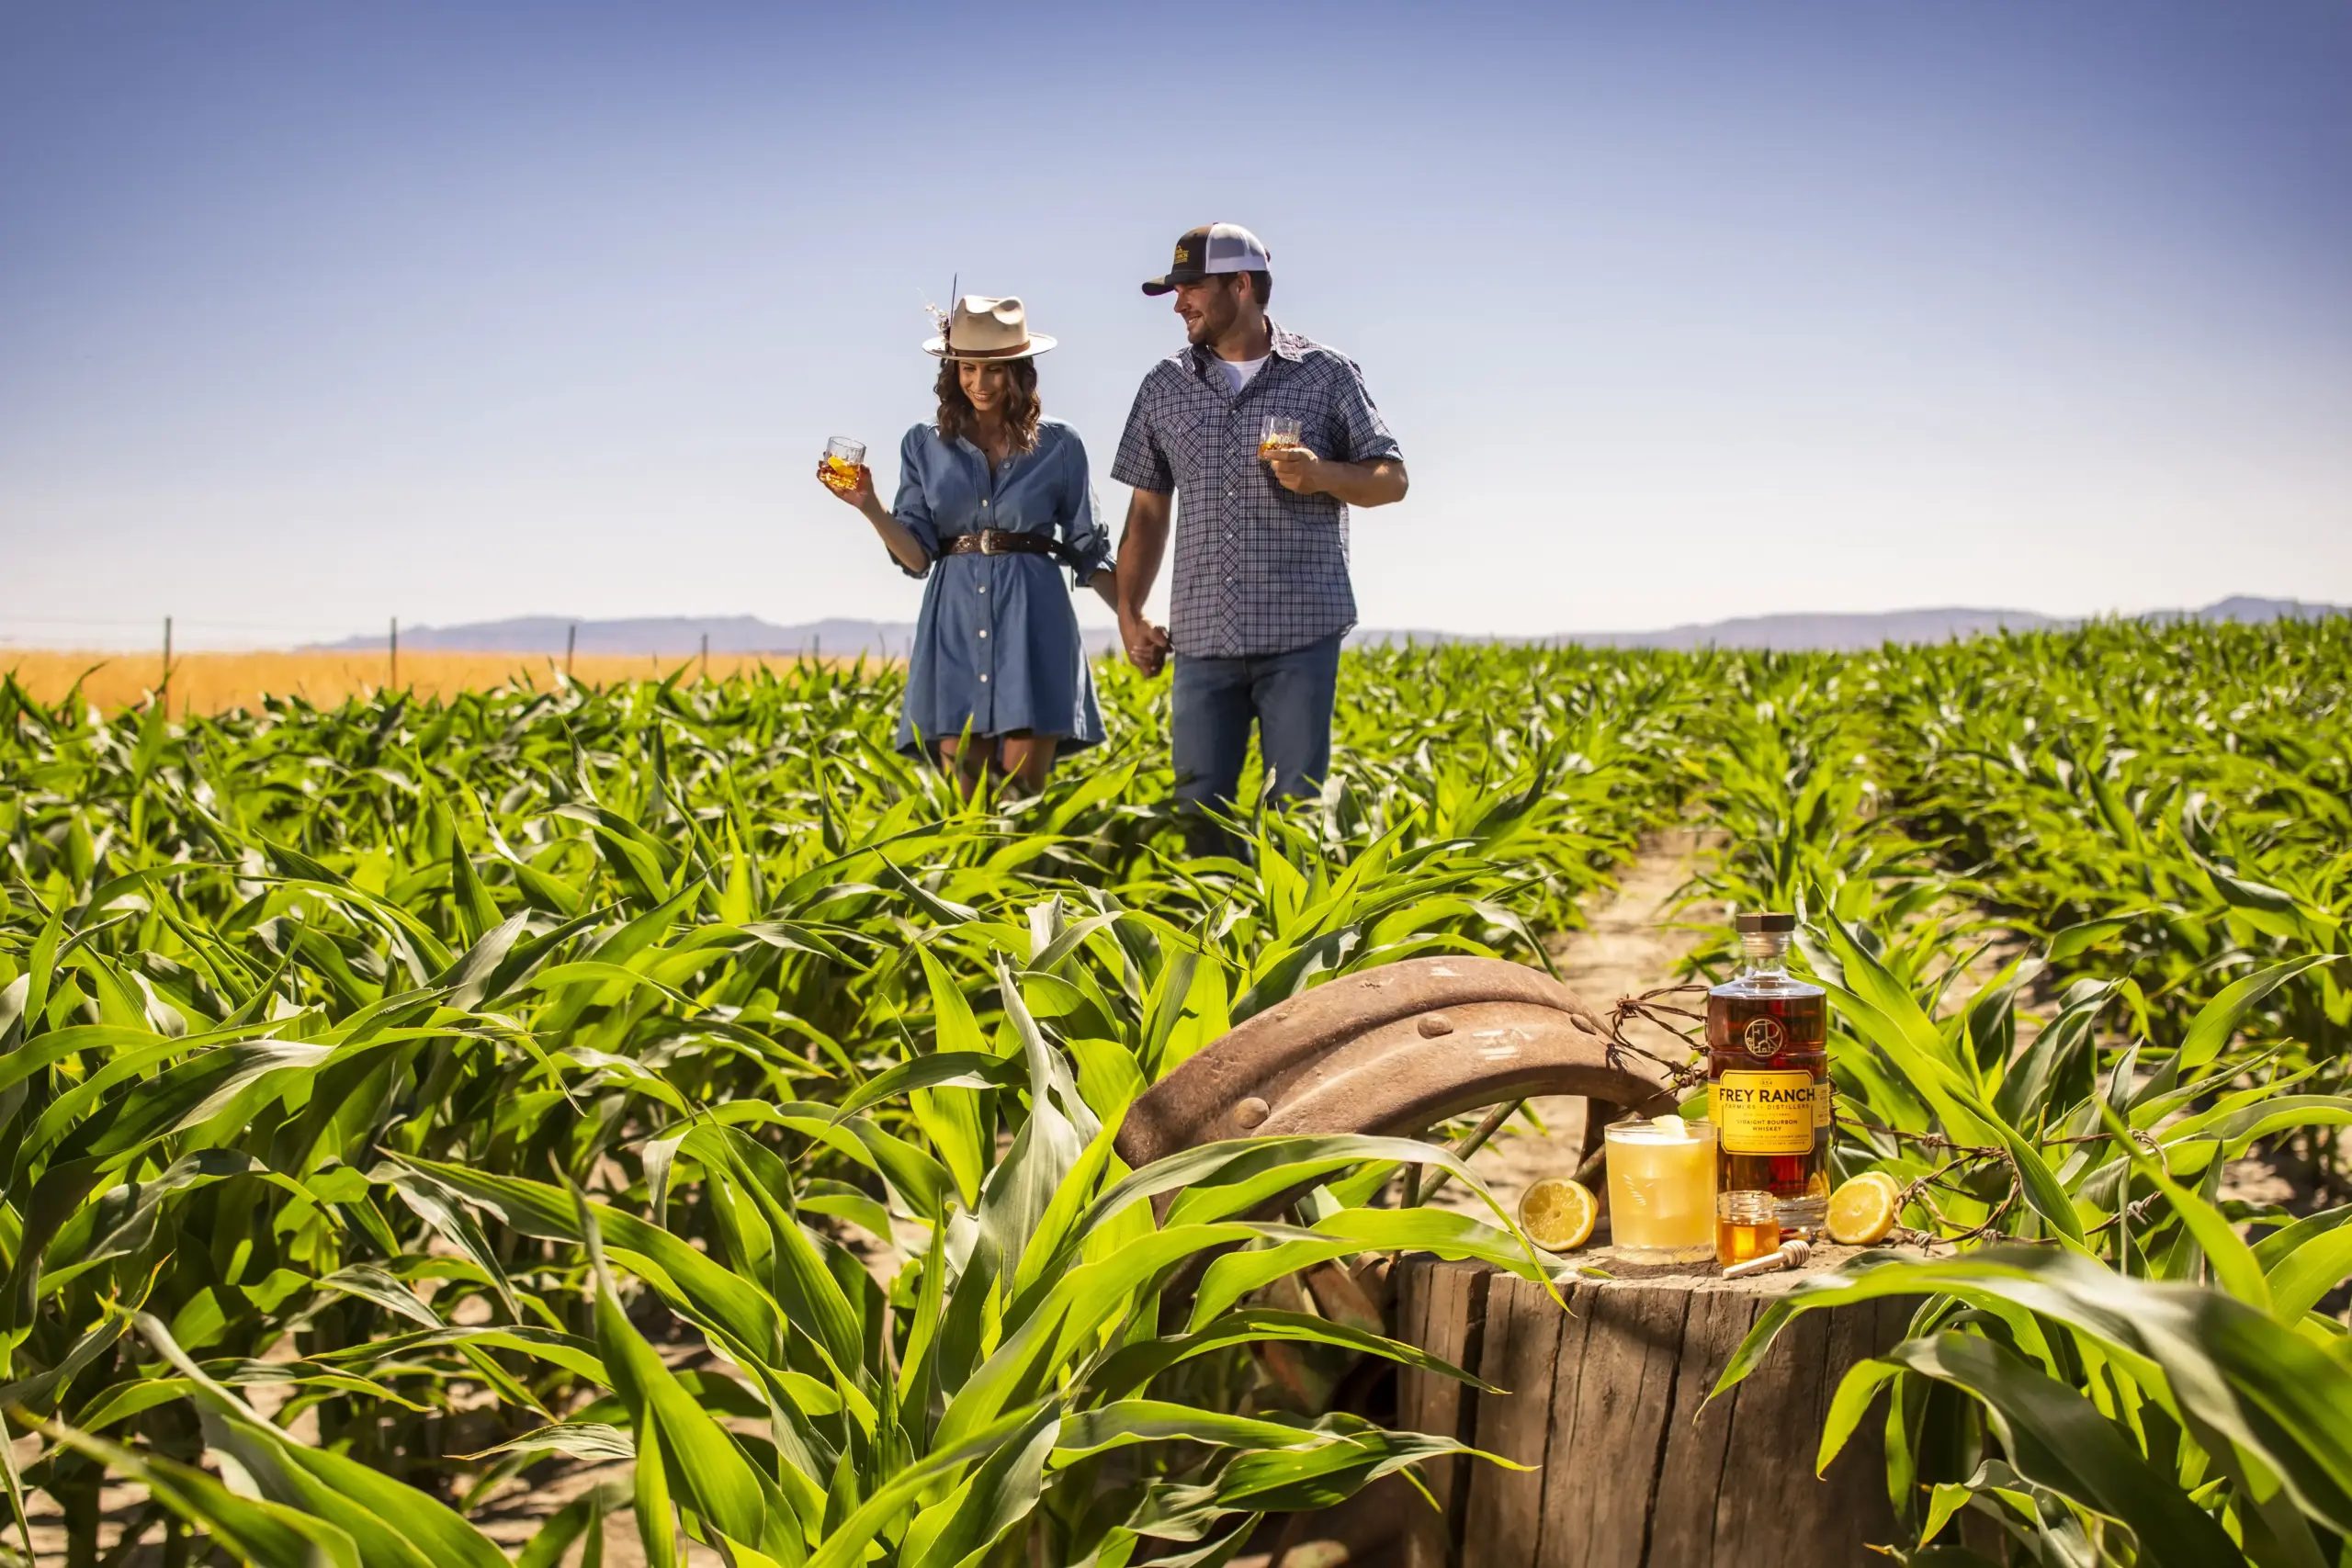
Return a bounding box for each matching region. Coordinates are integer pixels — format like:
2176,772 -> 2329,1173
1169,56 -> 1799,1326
1708,943 -> 1831,1229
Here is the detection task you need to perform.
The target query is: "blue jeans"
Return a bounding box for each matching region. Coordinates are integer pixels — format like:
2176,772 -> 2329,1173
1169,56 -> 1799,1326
1170,630 -> 1343,855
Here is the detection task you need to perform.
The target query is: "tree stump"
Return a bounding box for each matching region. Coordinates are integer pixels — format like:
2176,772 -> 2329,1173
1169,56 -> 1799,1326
1114,954 -> 1894,1565
1393,1246 -> 1906,1568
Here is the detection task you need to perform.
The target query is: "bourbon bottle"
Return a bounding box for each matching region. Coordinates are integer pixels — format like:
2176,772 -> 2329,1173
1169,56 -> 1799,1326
1708,911 -> 1830,1231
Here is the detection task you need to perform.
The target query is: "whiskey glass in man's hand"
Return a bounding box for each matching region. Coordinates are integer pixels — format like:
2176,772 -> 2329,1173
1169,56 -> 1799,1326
1258,415 -> 1301,460
1261,414 -> 1323,493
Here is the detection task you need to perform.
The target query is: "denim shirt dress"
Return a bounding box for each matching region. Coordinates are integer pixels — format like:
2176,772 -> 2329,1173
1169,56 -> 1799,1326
888,416 -> 1114,756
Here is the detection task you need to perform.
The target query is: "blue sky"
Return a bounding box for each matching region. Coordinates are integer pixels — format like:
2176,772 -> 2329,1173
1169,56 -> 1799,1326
3,1 -> 2347,648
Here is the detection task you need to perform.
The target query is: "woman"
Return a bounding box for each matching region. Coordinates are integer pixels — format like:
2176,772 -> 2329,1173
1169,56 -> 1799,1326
820,295 -> 1118,794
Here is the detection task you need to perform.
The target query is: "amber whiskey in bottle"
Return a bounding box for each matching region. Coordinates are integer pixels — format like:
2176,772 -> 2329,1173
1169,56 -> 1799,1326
1708,911 -> 1831,1231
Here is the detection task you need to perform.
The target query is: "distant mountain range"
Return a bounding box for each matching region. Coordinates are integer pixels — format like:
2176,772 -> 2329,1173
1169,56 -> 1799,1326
312,597 -> 2346,659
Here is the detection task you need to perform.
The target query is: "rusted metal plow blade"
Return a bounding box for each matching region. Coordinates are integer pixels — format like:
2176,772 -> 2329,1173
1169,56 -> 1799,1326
1116,955 -> 1678,1168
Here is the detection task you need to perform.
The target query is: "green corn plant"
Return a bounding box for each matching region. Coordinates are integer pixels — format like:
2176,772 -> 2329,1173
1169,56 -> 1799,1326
1714,1238 -> 2352,1566
1669,633 -> 2352,1561
25,966 -> 1553,1566
1701,906 -> 2352,1562
1867,618 -> 2352,1067
0,652 -> 1695,1563
6,621 -> 2348,1564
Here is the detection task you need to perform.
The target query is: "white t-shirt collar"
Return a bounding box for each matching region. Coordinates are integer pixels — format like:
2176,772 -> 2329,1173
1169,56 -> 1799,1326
1215,355 -> 1269,396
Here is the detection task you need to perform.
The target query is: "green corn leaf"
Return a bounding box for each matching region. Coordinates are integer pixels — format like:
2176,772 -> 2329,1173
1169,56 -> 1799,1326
311,1265 -> 442,1329
2099,1107 -> 2268,1313
384,1153 -> 787,1366
1207,1426 -> 1496,1514
1962,951 -> 2044,1077
129,1312 -> 510,1568
379,1165 -> 524,1322
899,1401 -> 1061,1568
2177,955 -> 2341,1071
1188,1206 -> 1542,1331
2251,1204 -> 2352,1272
1713,1247 -> 2352,1535
2045,910 -> 2151,964
1881,1331 -> 2245,1568
437,804 -> 503,945
1993,978 -> 2113,1133
1815,1356 -> 1907,1476
575,1186 -> 783,1561
690,1127 -> 867,1376
2265,1224 -> 2352,1325
937,1223 -> 1261,1450
804,1402 -> 1057,1568
32,1415 -> 363,1568
1089,1309 -> 1498,1404
829,1050 -> 1008,1122
1817,917 -> 2003,1148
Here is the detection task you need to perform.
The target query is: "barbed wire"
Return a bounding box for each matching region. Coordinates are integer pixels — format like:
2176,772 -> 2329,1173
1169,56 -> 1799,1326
1604,981 -> 1712,1088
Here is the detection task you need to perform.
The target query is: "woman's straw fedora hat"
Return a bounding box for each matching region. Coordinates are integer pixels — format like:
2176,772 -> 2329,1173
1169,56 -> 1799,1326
923,295 -> 1057,360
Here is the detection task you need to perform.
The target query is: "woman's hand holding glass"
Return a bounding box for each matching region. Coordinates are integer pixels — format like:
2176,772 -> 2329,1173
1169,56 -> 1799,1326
818,436 -> 876,509
820,435 -> 929,575
818,460 -> 878,509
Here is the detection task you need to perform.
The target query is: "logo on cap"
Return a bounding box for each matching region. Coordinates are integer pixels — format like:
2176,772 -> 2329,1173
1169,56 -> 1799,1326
1173,247 -> 1190,264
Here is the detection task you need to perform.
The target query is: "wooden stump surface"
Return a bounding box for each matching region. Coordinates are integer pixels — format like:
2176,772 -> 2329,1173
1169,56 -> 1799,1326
1394,1247 -> 1907,1568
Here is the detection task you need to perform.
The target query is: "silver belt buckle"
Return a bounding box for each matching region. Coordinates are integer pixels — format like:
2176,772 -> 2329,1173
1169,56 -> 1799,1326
979,529 -> 1001,555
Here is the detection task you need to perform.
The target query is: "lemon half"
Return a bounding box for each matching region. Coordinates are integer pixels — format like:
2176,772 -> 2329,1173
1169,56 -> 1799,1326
1826,1171 -> 1903,1246
1519,1178 -> 1599,1253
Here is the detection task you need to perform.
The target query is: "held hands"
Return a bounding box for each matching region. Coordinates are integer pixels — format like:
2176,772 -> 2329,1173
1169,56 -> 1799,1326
817,460 -> 876,510
1119,613 -> 1171,677
1265,445 -> 1324,495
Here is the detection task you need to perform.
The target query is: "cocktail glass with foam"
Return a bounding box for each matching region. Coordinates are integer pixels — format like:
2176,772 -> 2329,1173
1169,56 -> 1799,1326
1603,1116 -> 1718,1264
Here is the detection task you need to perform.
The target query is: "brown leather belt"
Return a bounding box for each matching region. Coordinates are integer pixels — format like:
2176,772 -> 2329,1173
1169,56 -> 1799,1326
942,529 -> 1057,558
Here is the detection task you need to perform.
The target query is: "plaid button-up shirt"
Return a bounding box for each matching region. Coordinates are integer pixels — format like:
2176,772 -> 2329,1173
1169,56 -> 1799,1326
1111,321 -> 1403,659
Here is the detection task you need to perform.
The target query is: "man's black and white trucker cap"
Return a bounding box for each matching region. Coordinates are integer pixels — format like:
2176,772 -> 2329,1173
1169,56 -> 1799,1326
1141,223 -> 1272,296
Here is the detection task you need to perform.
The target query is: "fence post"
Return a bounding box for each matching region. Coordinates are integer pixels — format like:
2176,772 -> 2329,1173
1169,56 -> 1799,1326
701,632 -> 709,682
390,617 -> 399,692
161,616 -> 173,705
566,624 -> 576,678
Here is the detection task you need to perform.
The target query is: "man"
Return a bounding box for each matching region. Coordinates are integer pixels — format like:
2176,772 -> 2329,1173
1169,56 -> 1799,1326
1110,222 -> 1408,856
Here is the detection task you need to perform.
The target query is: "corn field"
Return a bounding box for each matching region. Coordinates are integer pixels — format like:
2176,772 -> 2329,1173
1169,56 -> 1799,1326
1,623 -> 2347,1567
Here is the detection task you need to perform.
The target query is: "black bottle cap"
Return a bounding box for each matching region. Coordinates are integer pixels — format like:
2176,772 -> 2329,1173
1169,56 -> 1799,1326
1734,911 -> 1797,933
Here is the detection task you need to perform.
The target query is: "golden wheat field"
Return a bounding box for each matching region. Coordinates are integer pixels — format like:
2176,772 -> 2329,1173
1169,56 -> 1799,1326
0,649 -> 873,714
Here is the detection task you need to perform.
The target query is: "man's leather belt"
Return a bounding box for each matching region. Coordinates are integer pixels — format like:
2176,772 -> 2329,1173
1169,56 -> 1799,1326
942,530 -> 1057,558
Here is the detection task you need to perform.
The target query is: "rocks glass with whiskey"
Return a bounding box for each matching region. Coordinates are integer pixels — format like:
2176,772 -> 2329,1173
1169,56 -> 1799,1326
820,436 -> 866,491
1708,911 -> 1831,1231
1259,414 -> 1301,460
1601,1116 -> 1717,1265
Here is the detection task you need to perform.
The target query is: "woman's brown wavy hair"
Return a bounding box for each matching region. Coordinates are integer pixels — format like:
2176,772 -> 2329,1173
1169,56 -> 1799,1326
934,357 -> 1042,454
